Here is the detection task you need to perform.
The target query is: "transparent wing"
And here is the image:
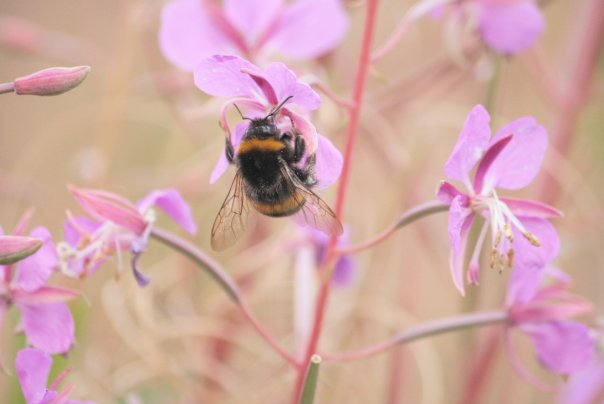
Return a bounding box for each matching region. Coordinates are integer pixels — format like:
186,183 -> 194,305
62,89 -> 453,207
281,164 -> 343,237
211,171 -> 250,251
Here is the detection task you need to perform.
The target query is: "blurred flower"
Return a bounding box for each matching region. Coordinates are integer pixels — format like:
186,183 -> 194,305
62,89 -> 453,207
434,0 -> 545,54
558,333 -> 604,404
13,66 -> 90,96
58,186 -> 196,286
0,235 -> 43,265
195,54 -> 343,189
306,227 -> 355,286
16,347 -> 94,404
437,104 -> 561,294
505,266 -> 594,379
159,0 -> 349,70
0,225 -> 77,355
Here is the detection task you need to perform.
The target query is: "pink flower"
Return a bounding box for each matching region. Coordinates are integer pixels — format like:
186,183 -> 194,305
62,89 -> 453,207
195,54 -> 343,189
558,347 -> 604,404
434,0 -> 544,54
159,0 -> 349,70
437,104 -> 561,294
0,226 -> 77,355
16,347 -> 94,404
58,186 -> 196,286
505,266 -> 594,380
305,227 -> 355,287
475,0 -> 544,54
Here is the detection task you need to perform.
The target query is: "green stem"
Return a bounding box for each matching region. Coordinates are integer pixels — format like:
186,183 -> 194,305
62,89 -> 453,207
299,355 -> 322,404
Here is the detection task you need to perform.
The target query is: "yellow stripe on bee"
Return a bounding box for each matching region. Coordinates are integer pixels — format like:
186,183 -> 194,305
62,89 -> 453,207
253,193 -> 304,217
237,138 -> 284,154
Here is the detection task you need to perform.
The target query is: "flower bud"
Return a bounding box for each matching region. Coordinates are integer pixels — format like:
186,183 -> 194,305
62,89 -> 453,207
68,185 -> 148,235
14,65 -> 90,96
0,235 -> 43,265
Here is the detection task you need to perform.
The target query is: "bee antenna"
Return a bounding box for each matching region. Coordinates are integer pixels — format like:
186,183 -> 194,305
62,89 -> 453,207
266,96 -> 293,119
233,104 -> 252,121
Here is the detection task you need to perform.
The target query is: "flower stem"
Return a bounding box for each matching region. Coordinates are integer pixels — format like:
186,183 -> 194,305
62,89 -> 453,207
338,201 -> 449,254
0,82 -> 15,94
291,0 -> 381,402
323,311 -> 508,362
483,54 -> 502,113
150,227 -> 298,366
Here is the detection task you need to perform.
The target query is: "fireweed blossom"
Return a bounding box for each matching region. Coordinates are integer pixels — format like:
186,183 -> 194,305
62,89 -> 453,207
305,227 -> 355,286
437,104 -> 561,294
194,54 -> 343,189
505,265 -> 594,382
16,347 -> 94,404
433,0 -> 545,54
558,331 -> 604,404
57,187 -> 197,286
0,226 -> 77,355
159,0 -> 349,70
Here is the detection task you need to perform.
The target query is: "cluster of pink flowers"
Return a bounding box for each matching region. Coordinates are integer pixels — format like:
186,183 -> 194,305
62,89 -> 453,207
438,105 -> 595,385
2,0 -> 596,401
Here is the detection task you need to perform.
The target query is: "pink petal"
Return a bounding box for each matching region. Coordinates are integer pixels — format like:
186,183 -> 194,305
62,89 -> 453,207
210,121 -> 248,184
444,104 -> 491,183
264,62 -> 321,110
314,135 -> 343,190
559,357 -> 604,404
266,0 -> 349,59
521,321 -> 594,374
241,67 -> 279,105
512,217 -> 559,271
12,286 -> 79,305
210,153 -> 231,185
506,265 -> 544,306
483,117 -> 548,190
64,215 -> 101,248
19,302 -> 75,354
137,189 -> 197,235
224,0 -> 282,46
16,348 -> 51,404
194,55 -> 263,100
473,134 -> 513,193
283,108 -> 318,154
436,181 -> 465,204
478,2 -> 545,54
500,197 -> 562,218
159,0 -> 235,71
13,227 -> 58,293
69,186 -> 147,235
448,195 -> 475,295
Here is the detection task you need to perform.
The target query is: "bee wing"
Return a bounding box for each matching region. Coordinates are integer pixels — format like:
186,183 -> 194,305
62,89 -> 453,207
211,171 -> 251,251
281,164 -> 343,237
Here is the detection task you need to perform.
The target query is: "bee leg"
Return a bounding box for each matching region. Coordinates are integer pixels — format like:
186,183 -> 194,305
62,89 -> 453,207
293,134 -> 306,163
225,137 -> 235,164
294,153 -> 317,187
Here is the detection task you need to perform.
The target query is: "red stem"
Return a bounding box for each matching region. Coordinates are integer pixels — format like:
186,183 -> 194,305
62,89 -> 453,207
538,0 -> 604,204
290,1 -> 381,402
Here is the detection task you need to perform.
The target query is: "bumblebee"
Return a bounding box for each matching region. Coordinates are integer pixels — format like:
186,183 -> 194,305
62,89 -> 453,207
211,98 -> 343,250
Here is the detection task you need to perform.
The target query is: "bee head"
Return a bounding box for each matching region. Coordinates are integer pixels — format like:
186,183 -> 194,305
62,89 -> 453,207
235,96 -> 294,139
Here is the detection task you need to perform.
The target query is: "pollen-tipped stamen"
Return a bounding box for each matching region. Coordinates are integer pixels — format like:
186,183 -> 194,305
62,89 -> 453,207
523,231 -> 541,247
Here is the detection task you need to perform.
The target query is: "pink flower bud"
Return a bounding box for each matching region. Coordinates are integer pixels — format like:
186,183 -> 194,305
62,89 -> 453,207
14,65 -> 90,96
68,185 -> 148,235
0,235 -> 43,265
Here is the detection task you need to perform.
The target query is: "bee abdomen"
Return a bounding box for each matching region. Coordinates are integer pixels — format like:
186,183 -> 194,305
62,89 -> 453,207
252,192 -> 305,217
